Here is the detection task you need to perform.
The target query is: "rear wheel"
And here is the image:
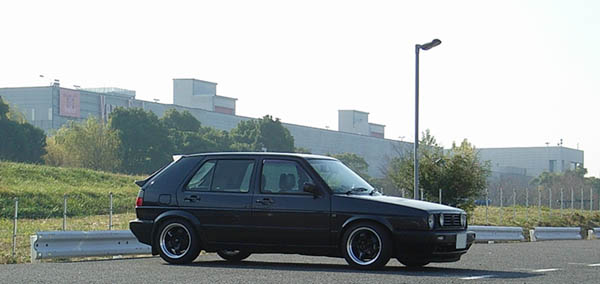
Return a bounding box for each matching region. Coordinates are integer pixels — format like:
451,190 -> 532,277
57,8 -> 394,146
341,222 -> 392,270
217,249 -> 251,262
156,219 -> 200,264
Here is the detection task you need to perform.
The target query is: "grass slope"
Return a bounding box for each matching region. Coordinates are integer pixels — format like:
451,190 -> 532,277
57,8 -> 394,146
0,161 -> 143,218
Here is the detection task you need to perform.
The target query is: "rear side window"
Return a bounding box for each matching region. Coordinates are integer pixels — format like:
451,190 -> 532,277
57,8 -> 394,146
186,159 -> 255,193
146,157 -> 200,192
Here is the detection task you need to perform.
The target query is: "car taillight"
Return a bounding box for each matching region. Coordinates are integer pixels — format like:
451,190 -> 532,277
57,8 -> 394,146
136,197 -> 143,207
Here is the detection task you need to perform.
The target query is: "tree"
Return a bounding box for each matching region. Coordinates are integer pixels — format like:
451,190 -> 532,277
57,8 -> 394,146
330,152 -> 371,180
109,107 -> 173,174
385,130 -> 490,211
0,97 -> 46,163
43,117 -> 121,171
160,109 -> 201,132
230,115 -> 294,152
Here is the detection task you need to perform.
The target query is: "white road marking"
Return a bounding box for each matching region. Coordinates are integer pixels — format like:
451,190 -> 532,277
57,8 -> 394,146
460,275 -> 495,280
531,268 -> 560,273
588,263 -> 600,267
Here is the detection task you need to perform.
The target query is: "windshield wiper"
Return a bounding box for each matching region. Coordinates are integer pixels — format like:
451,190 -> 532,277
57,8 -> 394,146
345,187 -> 370,195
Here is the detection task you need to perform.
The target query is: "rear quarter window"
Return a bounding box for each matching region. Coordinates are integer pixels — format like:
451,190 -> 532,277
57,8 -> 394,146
146,157 -> 200,193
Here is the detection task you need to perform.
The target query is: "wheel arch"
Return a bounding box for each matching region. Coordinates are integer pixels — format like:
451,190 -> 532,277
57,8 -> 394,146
152,210 -> 206,253
340,216 -> 394,244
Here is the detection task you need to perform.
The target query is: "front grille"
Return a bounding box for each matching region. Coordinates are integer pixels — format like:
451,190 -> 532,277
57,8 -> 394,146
442,214 -> 461,227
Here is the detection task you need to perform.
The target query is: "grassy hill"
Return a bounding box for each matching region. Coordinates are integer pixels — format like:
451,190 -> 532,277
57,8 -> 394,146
0,161 -> 143,218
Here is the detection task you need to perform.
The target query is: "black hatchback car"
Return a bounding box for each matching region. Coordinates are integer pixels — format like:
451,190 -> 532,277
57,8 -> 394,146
130,152 -> 475,269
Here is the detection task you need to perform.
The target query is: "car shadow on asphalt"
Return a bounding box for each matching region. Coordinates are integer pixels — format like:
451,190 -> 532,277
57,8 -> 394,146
180,260 -> 537,280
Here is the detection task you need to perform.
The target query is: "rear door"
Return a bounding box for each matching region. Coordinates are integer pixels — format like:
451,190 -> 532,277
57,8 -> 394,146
178,156 -> 256,245
250,158 -> 331,247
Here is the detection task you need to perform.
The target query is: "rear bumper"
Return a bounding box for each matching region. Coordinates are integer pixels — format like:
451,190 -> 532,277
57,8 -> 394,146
393,230 -> 476,263
129,219 -> 154,246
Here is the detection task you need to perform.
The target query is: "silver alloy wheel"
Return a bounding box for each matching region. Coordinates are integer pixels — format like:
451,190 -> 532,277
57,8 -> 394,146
160,223 -> 192,259
346,227 -> 382,266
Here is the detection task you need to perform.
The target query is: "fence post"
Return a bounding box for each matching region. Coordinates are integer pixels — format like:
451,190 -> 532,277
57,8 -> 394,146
560,188 -> 563,216
109,192 -> 113,230
13,198 -> 18,257
525,187 -> 529,222
63,194 -> 67,231
571,188 -> 574,210
591,188 -> 594,212
513,188 -> 516,221
549,188 -> 552,210
581,188 -> 584,210
485,188 -> 489,224
420,188 -> 424,201
538,188 -> 541,222
438,188 -> 442,204
500,187 -> 503,224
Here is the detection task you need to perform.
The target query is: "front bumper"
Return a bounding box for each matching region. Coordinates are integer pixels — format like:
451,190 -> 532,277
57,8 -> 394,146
393,230 -> 476,263
129,219 -> 154,246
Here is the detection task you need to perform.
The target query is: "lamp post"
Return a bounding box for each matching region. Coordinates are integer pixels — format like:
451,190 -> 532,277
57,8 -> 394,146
414,38 -> 442,200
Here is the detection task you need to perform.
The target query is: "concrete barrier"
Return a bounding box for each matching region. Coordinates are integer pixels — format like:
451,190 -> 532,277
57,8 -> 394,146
31,230 -> 151,262
468,226 -> 524,242
531,227 -> 582,241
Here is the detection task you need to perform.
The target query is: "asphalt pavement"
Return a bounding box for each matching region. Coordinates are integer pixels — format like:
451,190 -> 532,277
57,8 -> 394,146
2,240 -> 599,283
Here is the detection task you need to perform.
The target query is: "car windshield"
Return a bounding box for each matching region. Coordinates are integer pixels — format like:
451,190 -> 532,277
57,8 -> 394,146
308,159 -> 374,194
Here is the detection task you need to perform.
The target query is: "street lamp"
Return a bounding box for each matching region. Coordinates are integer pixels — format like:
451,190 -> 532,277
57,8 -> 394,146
414,38 -> 442,200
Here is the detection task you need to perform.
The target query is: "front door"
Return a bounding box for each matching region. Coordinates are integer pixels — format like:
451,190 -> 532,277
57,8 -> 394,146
251,158 -> 330,247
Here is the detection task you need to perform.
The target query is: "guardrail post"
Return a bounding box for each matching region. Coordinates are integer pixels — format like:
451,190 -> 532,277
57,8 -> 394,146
588,230 -> 595,240
13,198 -> 18,257
30,235 -> 39,263
109,192 -> 113,230
529,229 -> 536,242
63,194 -> 67,231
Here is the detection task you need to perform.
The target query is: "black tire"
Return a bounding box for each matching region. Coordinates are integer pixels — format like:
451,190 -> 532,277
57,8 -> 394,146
156,219 -> 201,264
399,259 -> 430,268
341,222 -> 392,270
216,249 -> 251,262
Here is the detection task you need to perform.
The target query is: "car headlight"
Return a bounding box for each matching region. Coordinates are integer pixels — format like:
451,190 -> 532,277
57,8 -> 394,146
428,214 -> 435,230
439,213 -> 444,227
461,213 -> 467,228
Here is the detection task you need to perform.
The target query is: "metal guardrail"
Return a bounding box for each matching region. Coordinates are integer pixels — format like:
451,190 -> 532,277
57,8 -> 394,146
468,226 -> 524,242
530,227 -> 582,241
30,230 -> 151,262
593,228 -> 600,239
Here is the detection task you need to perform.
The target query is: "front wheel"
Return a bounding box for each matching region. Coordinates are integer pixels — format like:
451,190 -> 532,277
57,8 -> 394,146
341,222 -> 392,270
156,219 -> 201,264
217,250 -> 251,262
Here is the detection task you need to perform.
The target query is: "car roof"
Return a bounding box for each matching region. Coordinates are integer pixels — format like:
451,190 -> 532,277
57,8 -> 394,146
180,152 -> 338,160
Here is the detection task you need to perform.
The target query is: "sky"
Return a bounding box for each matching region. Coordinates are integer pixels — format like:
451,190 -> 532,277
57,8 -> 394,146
1,0 -> 599,177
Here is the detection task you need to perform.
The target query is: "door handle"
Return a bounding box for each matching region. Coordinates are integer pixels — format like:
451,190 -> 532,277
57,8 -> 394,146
256,198 -> 274,205
184,195 -> 200,202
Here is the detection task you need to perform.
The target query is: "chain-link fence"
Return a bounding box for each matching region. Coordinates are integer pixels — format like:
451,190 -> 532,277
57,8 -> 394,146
1,193 -> 136,264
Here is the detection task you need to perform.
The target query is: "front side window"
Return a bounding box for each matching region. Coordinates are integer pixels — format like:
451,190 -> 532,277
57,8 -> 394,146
186,159 -> 255,193
261,160 -> 313,194
308,159 -> 373,194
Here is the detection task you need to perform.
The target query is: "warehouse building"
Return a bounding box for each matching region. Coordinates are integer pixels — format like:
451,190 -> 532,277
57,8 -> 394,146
0,79 -> 584,179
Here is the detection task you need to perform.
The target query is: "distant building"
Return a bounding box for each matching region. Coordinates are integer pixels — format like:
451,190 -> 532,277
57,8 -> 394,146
0,79 -> 405,178
0,79 -> 585,180
479,146 -> 584,179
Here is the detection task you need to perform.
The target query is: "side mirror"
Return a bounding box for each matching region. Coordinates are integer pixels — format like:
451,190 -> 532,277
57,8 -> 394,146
303,182 -> 320,197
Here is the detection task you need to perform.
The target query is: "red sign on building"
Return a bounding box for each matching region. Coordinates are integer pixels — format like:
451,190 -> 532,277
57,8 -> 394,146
59,89 -> 80,118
